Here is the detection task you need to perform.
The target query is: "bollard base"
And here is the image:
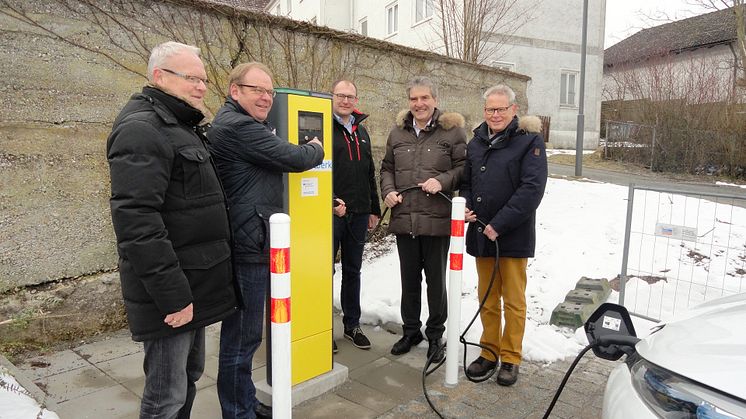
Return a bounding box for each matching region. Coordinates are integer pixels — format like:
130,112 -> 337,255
255,362 -> 349,407
444,381 -> 457,389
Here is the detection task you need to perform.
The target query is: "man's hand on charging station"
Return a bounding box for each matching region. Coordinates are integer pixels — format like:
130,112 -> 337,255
308,137 -> 322,147
384,191 -> 402,208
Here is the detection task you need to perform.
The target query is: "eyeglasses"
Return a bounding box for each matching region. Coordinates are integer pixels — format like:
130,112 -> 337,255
236,84 -> 277,98
333,93 -> 358,102
160,68 -> 210,85
484,105 -> 513,115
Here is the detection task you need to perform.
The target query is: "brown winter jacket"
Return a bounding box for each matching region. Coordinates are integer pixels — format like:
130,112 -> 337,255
380,108 -> 467,236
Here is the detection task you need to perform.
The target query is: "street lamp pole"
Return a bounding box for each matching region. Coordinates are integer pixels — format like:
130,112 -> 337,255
575,0 -> 589,176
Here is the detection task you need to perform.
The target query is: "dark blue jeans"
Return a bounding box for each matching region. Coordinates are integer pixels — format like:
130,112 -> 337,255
140,327 -> 205,419
218,262 -> 268,419
333,213 -> 368,331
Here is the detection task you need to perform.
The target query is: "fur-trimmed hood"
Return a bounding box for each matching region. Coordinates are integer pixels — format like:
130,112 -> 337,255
396,108 -> 465,131
518,115 -> 542,134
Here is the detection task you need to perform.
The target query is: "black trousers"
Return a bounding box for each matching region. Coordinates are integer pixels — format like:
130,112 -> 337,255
395,234 -> 449,341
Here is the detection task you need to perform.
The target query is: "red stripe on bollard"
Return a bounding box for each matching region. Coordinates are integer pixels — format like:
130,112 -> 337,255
449,253 -> 463,271
270,248 -> 290,274
271,298 -> 291,323
451,220 -> 464,237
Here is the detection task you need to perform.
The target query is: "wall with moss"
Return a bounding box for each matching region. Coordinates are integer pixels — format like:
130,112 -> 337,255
0,0 -> 529,290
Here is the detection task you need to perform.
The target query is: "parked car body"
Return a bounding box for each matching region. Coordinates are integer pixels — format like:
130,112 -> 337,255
602,293 -> 746,418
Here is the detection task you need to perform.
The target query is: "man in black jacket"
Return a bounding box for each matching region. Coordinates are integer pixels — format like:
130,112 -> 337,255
209,62 -> 324,419
461,84 -> 547,386
330,79 -> 381,352
107,41 -> 238,418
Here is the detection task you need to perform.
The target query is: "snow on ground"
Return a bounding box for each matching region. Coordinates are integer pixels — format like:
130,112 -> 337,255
0,366 -> 58,419
333,177 -> 746,364
716,181 -> 746,189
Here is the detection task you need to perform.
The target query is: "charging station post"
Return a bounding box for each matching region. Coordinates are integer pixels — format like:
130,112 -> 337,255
445,197 -> 466,387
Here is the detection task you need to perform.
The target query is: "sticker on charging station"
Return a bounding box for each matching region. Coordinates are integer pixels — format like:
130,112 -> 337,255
309,159 -> 332,171
602,315 -> 621,331
301,177 -> 318,197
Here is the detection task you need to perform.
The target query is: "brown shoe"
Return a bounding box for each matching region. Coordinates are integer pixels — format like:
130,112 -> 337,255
497,362 -> 519,386
466,356 -> 497,379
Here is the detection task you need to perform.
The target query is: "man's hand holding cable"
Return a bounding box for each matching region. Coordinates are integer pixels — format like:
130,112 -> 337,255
418,178 -> 442,194
465,208 -> 477,223
384,191 -> 402,208
484,225 -> 499,241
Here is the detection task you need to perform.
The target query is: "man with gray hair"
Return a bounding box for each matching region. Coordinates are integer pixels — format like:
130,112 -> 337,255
380,76 -> 467,363
107,41 -> 238,417
461,84 -> 547,386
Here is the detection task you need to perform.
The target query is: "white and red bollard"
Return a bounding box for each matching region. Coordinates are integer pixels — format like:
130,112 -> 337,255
269,213 -> 292,419
445,197 -> 466,388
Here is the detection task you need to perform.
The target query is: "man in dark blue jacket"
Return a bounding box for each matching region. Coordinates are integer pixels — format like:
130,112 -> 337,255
108,41 -> 237,418
330,79 -> 381,352
461,84 -> 547,386
209,62 -> 324,419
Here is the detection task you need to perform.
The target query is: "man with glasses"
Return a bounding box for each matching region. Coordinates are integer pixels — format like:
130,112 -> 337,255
107,41 -> 238,418
380,77 -> 467,363
461,84 -> 547,386
329,79 -> 381,353
209,62 -> 324,419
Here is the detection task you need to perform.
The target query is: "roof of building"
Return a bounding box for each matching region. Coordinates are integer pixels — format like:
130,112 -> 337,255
604,6 -> 739,67
202,0 -> 271,10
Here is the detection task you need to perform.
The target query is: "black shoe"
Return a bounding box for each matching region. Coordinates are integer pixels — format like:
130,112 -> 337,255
390,333 -> 424,355
466,356 -> 497,379
333,340 -> 338,354
497,362 -> 519,386
255,401 -> 272,419
344,327 -> 371,349
427,338 -> 445,363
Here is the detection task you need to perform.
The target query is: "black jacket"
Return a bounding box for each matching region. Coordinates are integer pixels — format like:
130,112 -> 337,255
107,86 -> 237,342
209,97 -> 324,264
332,111 -> 381,216
461,116 -> 548,258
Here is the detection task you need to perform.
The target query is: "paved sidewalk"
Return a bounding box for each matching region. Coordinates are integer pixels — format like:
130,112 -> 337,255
13,319 -> 620,418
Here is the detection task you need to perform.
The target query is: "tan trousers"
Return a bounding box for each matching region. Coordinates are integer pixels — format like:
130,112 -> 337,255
475,256 -> 528,365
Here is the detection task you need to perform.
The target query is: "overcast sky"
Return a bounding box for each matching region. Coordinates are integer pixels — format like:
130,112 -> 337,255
605,0 -> 713,47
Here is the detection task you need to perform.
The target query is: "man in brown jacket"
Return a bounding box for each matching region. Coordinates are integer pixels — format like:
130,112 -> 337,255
380,76 -> 467,362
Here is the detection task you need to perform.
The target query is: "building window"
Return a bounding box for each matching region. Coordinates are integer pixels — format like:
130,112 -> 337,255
560,70 -> 578,106
415,0 -> 433,23
275,5 -> 280,14
386,2 -> 398,36
491,61 -> 515,72
287,0 -> 292,13
360,18 -> 368,36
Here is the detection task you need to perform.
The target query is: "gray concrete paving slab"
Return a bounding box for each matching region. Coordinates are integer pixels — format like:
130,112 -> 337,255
73,332 -> 142,364
293,392 -> 379,419
18,350 -> 88,380
96,352 -> 144,383
53,384 -> 141,419
334,380 -> 399,414
38,364 -> 118,403
349,359 -> 426,404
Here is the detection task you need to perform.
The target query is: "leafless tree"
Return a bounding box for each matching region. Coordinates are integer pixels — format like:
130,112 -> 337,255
433,0 -> 535,64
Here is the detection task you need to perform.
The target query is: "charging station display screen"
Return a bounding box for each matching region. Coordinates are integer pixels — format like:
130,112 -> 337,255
298,111 -> 323,145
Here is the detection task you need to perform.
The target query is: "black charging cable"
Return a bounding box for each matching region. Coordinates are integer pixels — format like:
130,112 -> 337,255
377,186 -> 502,418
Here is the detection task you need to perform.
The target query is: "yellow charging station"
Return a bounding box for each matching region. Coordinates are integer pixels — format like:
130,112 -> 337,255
267,88 -> 333,386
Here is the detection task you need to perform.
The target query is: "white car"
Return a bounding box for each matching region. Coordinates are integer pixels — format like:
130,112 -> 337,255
601,293 -> 746,418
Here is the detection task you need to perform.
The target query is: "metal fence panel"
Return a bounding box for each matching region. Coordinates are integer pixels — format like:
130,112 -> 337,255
619,184 -> 746,321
